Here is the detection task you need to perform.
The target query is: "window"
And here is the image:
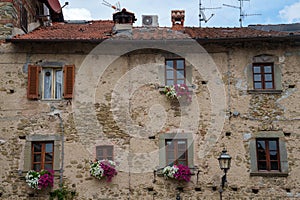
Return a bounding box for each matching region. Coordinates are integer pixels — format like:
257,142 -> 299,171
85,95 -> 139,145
23,135 -> 61,173
247,54 -> 282,93
21,6 -> 28,33
165,139 -> 187,166
249,131 -> 288,176
43,68 -> 63,99
27,65 -> 75,100
32,142 -> 54,171
256,139 -> 280,171
165,59 -> 185,86
159,133 -> 193,168
253,63 -> 274,89
96,145 -> 114,160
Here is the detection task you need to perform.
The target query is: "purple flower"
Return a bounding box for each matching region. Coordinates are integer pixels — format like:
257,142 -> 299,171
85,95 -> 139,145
100,161 -> 117,182
173,165 -> 192,182
38,170 -> 54,189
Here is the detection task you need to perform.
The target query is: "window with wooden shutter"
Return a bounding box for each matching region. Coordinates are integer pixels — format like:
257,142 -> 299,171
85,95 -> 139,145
63,65 -> 75,99
27,64 -> 75,100
27,65 -> 41,99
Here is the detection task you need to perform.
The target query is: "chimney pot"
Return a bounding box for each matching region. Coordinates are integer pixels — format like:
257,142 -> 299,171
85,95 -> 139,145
171,10 -> 185,31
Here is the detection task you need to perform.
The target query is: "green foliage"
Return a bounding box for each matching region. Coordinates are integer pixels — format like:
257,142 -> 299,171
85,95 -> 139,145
49,186 -> 76,200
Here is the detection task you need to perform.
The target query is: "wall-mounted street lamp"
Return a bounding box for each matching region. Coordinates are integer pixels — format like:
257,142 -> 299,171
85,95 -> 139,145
218,149 -> 231,200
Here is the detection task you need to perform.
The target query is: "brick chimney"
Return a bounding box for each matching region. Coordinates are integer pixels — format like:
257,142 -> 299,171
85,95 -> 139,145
113,8 -> 136,33
171,10 -> 185,31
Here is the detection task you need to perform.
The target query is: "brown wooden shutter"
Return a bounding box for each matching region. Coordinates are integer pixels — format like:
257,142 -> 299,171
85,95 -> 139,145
63,65 -> 75,99
27,65 -> 40,99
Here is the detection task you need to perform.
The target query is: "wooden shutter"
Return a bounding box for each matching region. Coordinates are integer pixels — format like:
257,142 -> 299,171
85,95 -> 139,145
27,65 -> 40,99
63,65 -> 75,99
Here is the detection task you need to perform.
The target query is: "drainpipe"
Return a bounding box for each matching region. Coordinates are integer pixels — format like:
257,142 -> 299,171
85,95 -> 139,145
56,113 -> 64,189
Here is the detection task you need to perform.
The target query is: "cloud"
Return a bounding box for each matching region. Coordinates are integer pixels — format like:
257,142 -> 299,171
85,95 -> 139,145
279,1 -> 300,23
63,8 -> 94,20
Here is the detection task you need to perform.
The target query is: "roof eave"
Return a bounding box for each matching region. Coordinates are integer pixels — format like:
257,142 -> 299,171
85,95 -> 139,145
6,38 -> 108,43
193,35 -> 300,43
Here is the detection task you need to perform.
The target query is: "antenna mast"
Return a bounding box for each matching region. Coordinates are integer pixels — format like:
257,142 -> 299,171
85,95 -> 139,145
199,0 -> 221,27
223,0 -> 261,27
102,0 -> 121,11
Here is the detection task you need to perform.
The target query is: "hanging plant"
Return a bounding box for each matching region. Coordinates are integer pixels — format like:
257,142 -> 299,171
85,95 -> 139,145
25,169 -> 54,189
89,160 -> 117,182
163,84 -> 192,102
162,164 -> 191,182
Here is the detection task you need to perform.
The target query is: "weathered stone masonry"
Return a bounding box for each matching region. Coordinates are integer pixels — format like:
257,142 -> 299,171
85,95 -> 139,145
0,38 -> 299,199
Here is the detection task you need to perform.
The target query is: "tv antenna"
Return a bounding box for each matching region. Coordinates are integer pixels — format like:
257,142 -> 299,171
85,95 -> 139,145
102,0 -> 121,12
199,0 -> 221,27
223,0 -> 261,27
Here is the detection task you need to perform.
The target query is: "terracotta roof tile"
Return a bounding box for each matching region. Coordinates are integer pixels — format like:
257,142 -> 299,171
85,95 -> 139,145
12,20 -> 114,41
131,27 -> 190,40
184,27 -> 299,39
10,20 -> 300,42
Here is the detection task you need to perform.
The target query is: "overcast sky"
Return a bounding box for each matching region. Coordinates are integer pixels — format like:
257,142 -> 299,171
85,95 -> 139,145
59,0 -> 300,27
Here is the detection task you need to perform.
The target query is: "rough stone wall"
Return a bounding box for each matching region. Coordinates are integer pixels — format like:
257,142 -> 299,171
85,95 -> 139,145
0,40 -> 299,200
0,0 -> 41,39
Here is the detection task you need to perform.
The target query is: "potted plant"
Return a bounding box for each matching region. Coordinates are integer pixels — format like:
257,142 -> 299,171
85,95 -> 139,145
25,169 -> 54,189
163,84 -> 192,103
162,164 -> 192,182
89,159 -> 117,182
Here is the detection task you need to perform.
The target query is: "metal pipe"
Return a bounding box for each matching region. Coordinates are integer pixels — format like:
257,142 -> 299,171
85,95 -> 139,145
56,114 -> 64,188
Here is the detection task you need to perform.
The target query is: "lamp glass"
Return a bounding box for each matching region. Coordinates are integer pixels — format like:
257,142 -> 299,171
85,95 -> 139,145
218,149 -> 231,170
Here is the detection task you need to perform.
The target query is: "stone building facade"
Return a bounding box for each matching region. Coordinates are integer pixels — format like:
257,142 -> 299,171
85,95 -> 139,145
0,1 -> 300,200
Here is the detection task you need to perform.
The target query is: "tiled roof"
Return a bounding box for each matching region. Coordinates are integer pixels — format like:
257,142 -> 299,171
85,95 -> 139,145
11,20 -> 114,41
112,27 -> 191,40
184,27 -> 298,39
10,20 -> 300,42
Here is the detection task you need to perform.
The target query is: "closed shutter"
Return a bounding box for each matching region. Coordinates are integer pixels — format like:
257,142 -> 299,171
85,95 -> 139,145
27,65 -> 40,99
63,65 -> 75,99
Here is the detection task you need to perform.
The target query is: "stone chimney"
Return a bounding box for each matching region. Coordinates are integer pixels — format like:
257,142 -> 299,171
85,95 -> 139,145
113,8 -> 136,33
171,10 -> 185,31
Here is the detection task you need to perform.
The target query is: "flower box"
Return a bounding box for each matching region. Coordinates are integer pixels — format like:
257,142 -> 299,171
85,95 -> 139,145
162,84 -> 192,103
162,164 -> 192,182
90,160 -> 117,182
25,169 -> 54,190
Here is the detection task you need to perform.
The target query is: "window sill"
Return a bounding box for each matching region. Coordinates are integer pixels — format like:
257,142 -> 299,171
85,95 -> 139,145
157,85 -> 195,92
250,172 -> 288,177
155,166 -> 198,176
248,89 -> 282,94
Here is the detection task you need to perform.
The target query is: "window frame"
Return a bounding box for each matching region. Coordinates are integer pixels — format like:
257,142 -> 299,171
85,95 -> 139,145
27,64 -> 75,100
31,141 -> 54,171
159,133 -> 194,168
96,145 -> 114,161
256,138 -> 280,172
165,139 -> 188,166
23,135 -> 61,173
247,54 -> 282,94
249,131 -> 288,177
42,67 -> 63,100
252,63 -> 275,90
165,59 -> 186,86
